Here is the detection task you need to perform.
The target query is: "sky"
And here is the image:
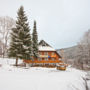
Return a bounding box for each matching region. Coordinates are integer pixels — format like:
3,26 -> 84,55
0,0 -> 90,49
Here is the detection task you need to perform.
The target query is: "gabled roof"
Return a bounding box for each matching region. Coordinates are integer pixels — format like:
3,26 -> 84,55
38,40 -> 55,51
38,40 -> 62,58
39,40 -> 51,47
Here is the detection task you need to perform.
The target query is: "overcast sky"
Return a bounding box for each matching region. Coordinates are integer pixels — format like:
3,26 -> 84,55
0,0 -> 90,49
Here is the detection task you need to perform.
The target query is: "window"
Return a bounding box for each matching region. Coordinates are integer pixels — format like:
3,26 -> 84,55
39,52 -> 42,55
52,52 -> 55,55
44,52 -> 48,55
38,58 -> 42,61
45,58 -> 48,61
52,58 -> 55,61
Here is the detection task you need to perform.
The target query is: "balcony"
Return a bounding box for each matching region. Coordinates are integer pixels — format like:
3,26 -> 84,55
51,55 -> 56,57
39,55 -> 56,58
39,55 -> 48,58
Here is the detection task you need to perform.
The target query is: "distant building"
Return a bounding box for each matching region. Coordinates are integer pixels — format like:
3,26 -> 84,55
23,40 -> 62,67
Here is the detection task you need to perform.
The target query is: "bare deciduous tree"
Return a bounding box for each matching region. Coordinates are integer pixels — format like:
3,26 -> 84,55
0,16 -> 15,58
77,30 -> 90,70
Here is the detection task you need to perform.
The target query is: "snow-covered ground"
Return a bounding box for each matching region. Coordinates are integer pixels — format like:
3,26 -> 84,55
87,81 -> 90,90
0,58 -> 88,90
86,71 -> 90,90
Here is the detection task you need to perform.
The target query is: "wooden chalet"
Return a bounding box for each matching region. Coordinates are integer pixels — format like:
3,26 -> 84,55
23,40 -> 62,67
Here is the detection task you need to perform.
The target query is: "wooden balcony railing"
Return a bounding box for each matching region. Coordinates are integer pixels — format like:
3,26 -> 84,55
51,55 -> 56,57
39,55 -> 56,58
39,55 -> 48,57
23,60 -> 62,63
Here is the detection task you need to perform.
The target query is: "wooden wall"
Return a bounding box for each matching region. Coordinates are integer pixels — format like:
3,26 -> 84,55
23,51 -> 62,64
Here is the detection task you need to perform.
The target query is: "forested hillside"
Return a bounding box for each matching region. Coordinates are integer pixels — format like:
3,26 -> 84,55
57,45 -> 78,60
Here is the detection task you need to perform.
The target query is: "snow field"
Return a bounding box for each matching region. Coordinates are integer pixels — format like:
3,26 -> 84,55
0,58 -> 87,90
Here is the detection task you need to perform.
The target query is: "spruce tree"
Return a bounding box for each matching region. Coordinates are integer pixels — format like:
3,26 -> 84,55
32,21 -> 39,58
8,6 -> 32,66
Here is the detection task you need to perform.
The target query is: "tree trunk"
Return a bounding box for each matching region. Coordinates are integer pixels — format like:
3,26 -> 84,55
2,45 -> 5,58
2,52 -> 4,58
15,58 -> 18,66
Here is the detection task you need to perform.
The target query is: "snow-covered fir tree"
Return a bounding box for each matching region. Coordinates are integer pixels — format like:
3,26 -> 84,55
8,6 -> 32,66
32,21 -> 39,58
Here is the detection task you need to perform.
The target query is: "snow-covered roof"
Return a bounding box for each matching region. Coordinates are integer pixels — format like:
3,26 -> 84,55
38,40 -> 55,51
38,46 -> 55,51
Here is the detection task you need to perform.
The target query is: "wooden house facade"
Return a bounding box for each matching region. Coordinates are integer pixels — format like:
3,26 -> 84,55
23,40 -> 62,67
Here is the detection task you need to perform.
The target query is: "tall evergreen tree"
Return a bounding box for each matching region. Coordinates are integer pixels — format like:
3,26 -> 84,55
32,21 -> 39,58
8,6 -> 32,66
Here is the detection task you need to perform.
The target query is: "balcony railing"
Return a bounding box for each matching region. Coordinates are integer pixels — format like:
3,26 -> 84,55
39,55 -> 56,58
39,55 -> 48,57
51,55 -> 56,57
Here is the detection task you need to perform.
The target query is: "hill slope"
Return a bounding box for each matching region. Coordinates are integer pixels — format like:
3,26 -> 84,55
56,45 -> 78,60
